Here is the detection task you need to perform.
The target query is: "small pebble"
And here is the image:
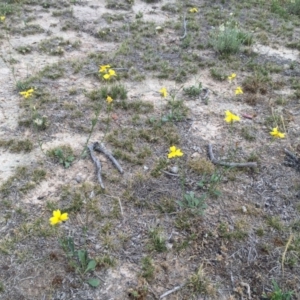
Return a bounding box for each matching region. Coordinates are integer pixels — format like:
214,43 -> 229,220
191,152 -> 201,159
166,242 -> 173,250
170,166 -> 179,174
75,173 -> 82,183
242,206 -> 247,213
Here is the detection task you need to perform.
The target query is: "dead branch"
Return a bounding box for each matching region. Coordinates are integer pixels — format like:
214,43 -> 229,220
282,233 -> 293,277
179,14 -> 187,40
105,194 -> 124,217
93,142 -> 123,174
284,148 -> 298,161
88,144 -> 105,189
201,88 -> 210,102
240,281 -> 251,299
162,170 -> 180,177
160,283 -> 185,299
208,144 -> 257,168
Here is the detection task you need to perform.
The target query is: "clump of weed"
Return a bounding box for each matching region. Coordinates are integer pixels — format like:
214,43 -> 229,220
0,166 -> 46,198
183,83 -> 202,97
242,73 -> 269,94
141,256 -> 155,280
287,0 -> 300,16
114,99 -> 153,113
150,158 -> 169,177
0,139 -> 33,152
210,16 -> 253,56
244,93 -> 263,106
105,0 -> 132,10
218,221 -> 248,240
86,84 -> 127,102
128,281 -> 148,300
155,196 -> 176,213
47,145 -> 75,168
266,216 -> 284,231
241,126 -> 256,141
96,254 -> 116,268
271,0 -> 289,18
188,157 -> 215,175
39,37 -> 66,55
32,113 -> 48,130
210,68 -> 227,81
40,63 -> 65,79
147,227 -> 167,252
263,280 -> 294,300
141,0 -> 160,3
178,192 -> 207,215
187,265 -> 216,297
16,45 -> 32,54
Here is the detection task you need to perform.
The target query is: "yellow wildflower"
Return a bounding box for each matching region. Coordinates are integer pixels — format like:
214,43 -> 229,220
0,16 -> 5,22
189,7 -> 198,13
159,87 -> 167,98
103,68 -> 117,80
228,73 -> 236,81
168,146 -> 183,159
99,64 -> 111,73
235,86 -> 243,95
224,110 -> 240,123
20,88 -> 34,99
270,127 -> 285,139
106,95 -> 113,103
49,210 -> 69,226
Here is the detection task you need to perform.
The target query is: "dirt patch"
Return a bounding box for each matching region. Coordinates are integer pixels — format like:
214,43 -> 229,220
1,1 -> 300,300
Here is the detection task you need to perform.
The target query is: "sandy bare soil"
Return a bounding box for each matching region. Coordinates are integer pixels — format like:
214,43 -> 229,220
1,0 -> 300,299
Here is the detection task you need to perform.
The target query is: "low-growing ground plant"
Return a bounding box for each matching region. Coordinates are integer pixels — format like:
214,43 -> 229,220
262,280 -> 294,300
178,191 -> 207,215
47,145 -> 75,168
59,237 -> 100,287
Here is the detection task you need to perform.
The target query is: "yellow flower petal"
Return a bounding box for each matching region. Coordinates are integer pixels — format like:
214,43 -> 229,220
168,146 -> 183,158
270,127 -> 285,138
60,213 -> 69,221
49,216 -> 60,225
235,86 -> 243,95
0,16 -> 5,22
159,87 -> 167,98
108,69 -> 116,76
99,64 -> 111,73
49,210 -> 68,225
189,7 -> 198,13
224,110 -> 240,123
106,96 -> 113,103
103,74 -> 111,80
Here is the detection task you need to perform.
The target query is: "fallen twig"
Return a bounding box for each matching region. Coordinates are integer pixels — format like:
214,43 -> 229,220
93,142 -> 123,174
162,170 -> 180,177
88,144 -> 105,189
202,88 -> 209,101
208,144 -> 257,168
284,148 -> 299,162
240,281 -> 251,299
179,14 -> 187,40
105,194 -> 124,217
282,233 -> 293,277
160,283 -> 185,299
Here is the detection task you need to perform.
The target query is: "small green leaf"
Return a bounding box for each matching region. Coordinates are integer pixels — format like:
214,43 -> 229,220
85,259 -> 96,273
87,278 -> 100,287
67,156 -> 74,162
67,237 -> 75,255
78,250 -> 88,269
